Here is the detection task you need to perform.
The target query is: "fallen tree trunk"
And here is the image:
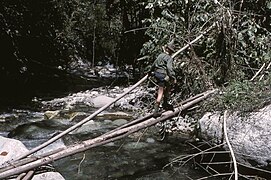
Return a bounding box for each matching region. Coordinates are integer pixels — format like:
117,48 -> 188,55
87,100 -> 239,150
199,105 -> 271,169
0,89 -> 217,179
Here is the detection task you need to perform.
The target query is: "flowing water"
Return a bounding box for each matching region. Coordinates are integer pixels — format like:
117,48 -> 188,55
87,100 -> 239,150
0,107 -> 211,180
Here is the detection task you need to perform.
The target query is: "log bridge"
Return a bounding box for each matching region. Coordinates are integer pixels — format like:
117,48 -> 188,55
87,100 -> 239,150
0,89 -> 216,179
0,23 -> 217,179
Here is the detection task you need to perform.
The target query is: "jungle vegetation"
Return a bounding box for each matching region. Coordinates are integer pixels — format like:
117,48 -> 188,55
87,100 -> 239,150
0,0 -> 270,109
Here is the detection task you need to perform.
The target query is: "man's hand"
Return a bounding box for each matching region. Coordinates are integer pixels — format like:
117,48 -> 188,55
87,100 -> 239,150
148,71 -> 154,76
164,75 -> 170,82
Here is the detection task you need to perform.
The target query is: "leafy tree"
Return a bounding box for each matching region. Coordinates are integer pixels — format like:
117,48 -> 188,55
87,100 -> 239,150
0,0 -> 151,106
0,0 -> 70,105
140,0 -> 271,97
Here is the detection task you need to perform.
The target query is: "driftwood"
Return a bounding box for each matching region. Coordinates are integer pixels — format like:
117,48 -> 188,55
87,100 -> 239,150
250,63 -> 266,81
0,90 -> 217,179
223,111 -> 238,180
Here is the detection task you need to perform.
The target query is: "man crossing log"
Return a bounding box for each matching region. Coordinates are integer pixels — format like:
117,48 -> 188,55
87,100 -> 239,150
0,22 -> 217,178
148,40 -> 177,117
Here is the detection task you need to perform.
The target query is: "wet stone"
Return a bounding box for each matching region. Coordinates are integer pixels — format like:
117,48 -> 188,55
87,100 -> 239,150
146,138 -> 155,143
123,142 -> 149,150
112,119 -> 128,126
0,114 -> 18,122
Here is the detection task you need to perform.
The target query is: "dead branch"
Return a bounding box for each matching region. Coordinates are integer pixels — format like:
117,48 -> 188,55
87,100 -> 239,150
223,110 -> 238,180
172,22 -> 216,59
237,162 -> 271,175
196,172 -> 234,180
164,142 -> 226,168
259,61 -> 271,81
250,63 -> 266,81
21,170 -> 34,180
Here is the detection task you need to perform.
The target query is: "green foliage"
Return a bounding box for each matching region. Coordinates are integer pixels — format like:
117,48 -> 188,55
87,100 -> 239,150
140,0 -> 271,98
53,0 -> 121,64
204,76 -> 271,113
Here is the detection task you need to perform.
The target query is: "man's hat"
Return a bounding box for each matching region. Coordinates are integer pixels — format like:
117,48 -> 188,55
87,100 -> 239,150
166,40 -> 176,52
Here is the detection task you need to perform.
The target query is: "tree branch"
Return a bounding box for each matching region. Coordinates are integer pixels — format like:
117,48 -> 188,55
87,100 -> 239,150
223,110 -> 238,180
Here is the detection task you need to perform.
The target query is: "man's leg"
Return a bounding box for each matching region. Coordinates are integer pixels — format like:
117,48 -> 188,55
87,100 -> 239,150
156,86 -> 164,104
154,86 -> 164,117
162,84 -> 174,111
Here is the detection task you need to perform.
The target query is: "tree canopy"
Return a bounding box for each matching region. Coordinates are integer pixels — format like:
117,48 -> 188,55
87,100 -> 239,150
0,0 -> 270,107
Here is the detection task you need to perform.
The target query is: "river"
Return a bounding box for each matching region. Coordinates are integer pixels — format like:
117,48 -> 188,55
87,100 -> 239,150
0,88 -> 214,180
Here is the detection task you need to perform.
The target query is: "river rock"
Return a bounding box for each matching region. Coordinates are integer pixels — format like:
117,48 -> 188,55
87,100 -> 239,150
69,120 -> 102,135
0,113 -> 18,122
0,136 -> 65,180
44,110 -> 61,120
123,142 -> 149,150
0,136 -> 29,164
32,172 -> 65,180
199,104 -> 271,168
112,119 -> 128,126
92,95 -> 114,108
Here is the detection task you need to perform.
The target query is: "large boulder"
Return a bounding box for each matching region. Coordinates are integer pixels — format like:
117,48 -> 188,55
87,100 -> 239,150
41,85 -> 152,112
0,136 -> 65,179
0,136 -> 28,164
199,104 -> 271,168
32,172 -> 65,180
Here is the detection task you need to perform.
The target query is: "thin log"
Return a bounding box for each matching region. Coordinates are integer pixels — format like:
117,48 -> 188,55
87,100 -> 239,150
0,91 -> 209,173
259,61 -> 271,81
250,63 -> 265,81
0,90 -> 216,179
15,173 -> 26,180
172,22 -> 216,59
0,147 -> 66,173
197,173 -> 235,180
21,170 -> 34,180
223,110 -> 238,180
178,91 -> 206,105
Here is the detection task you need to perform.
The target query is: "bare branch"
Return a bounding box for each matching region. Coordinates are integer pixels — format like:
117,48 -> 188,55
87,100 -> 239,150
250,63 -> 266,81
223,110 -> 238,180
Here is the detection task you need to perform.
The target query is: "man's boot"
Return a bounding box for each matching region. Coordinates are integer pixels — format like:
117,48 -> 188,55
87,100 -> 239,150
162,100 -> 174,111
153,103 -> 161,117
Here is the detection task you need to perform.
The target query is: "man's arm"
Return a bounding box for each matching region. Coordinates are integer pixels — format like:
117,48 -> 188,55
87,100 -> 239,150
166,57 -> 176,80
